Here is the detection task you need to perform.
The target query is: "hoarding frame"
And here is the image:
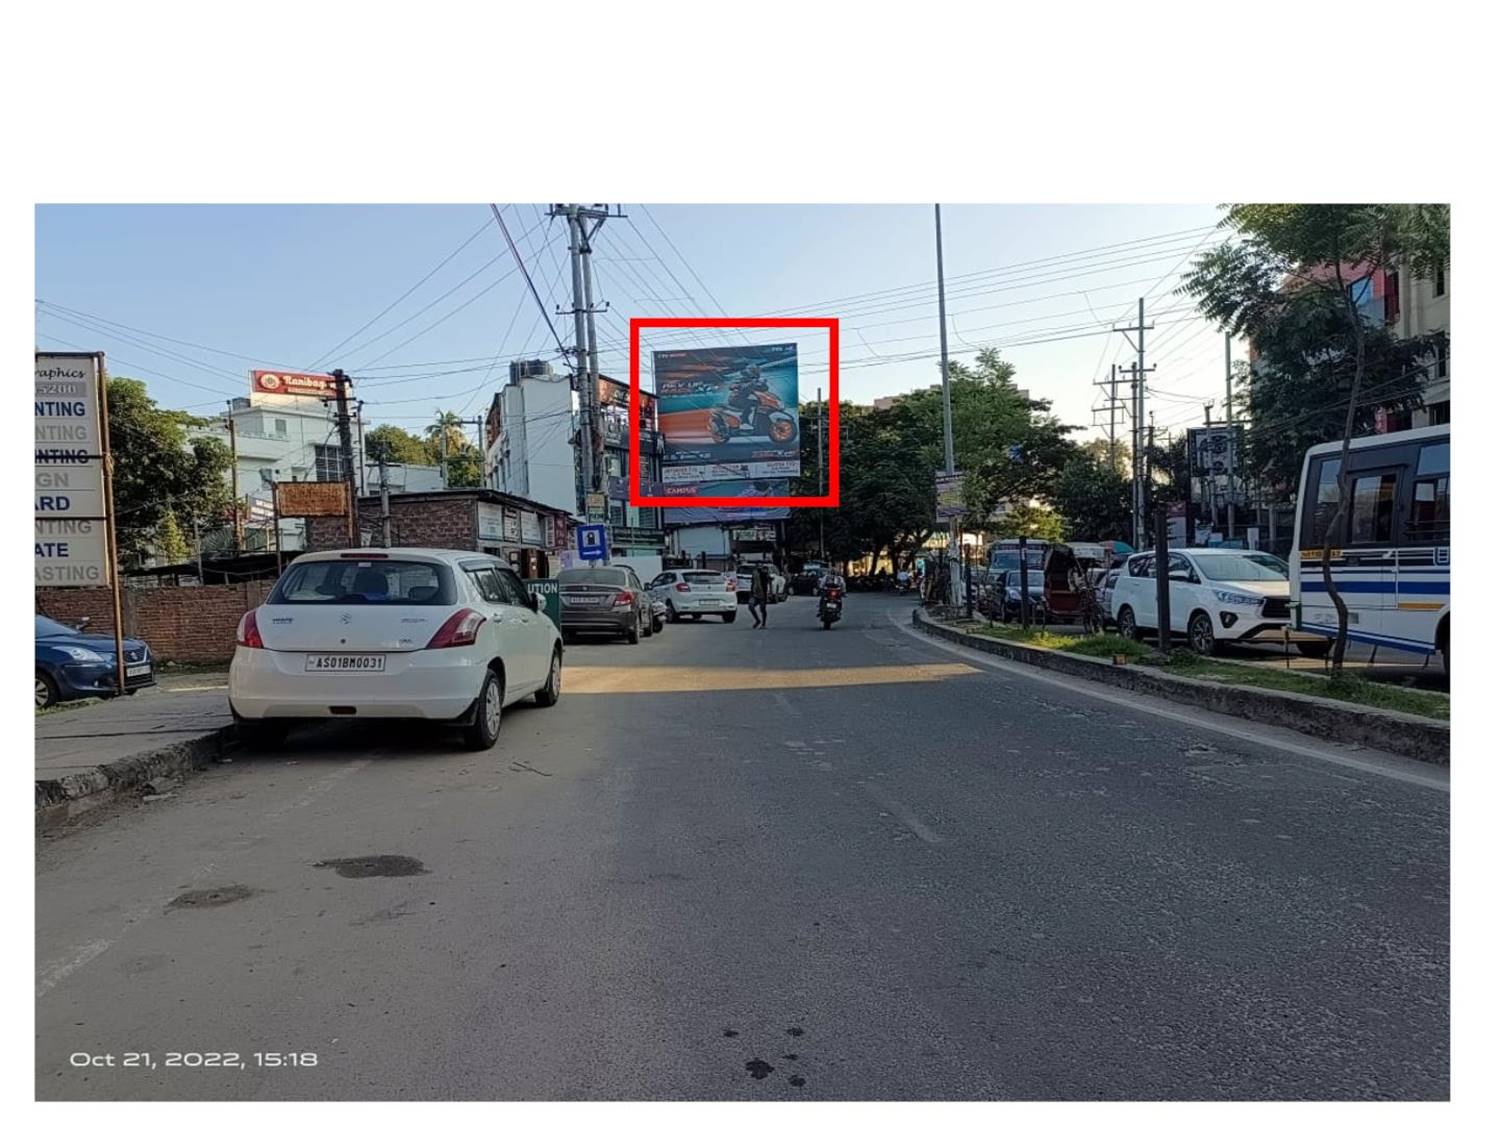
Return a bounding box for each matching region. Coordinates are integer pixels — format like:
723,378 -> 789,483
629,318 -> 839,509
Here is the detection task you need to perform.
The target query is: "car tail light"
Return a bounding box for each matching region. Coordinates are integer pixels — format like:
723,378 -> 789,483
725,579 -> 735,591
675,582 -> 691,592
426,608 -> 486,648
613,591 -> 634,606
236,610 -> 264,649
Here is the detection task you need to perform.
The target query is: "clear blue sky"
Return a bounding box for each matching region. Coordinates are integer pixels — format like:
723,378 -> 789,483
34,204 -> 1243,440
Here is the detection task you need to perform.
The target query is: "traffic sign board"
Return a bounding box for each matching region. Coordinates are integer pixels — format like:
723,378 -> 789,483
577,523 -> 609,561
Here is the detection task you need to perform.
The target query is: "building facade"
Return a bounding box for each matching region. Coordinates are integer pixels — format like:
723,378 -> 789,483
483,360 -> 577,517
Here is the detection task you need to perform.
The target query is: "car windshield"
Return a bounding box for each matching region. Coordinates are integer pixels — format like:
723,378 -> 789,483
1194,553 -> 1289,582
268,559 -> 455,605
560,567 -> 629,586
36,614 -> 77,638
997,570 -> 1046,589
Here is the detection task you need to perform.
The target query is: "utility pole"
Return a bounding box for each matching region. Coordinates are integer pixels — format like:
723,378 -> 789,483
331,369 -> 356,547
553,204 -> 616,509
378,456 -> 392,547
1092,363 -> 1128,470
225,402 -> 244,553
439,426 -> 448,488
355,400 -> 366,498
935,204 -> 958,602
1114,299 -> 1155,547
817,387 -> 825,559
1225,333 -> 1236,543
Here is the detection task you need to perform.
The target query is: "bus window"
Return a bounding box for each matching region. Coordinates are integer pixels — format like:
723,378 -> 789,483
1305,457 -> 1341,546
1409,442 -> 1450,541
1348,472 -> 1398,544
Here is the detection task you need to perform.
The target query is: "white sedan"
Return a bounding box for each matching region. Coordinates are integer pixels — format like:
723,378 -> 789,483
229,548 -> 562,751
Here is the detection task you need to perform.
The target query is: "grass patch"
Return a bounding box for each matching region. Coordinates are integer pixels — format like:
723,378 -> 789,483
972,624 -> 1448,721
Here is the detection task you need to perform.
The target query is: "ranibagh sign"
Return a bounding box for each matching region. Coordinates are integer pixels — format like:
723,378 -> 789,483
36,353 -> 111,587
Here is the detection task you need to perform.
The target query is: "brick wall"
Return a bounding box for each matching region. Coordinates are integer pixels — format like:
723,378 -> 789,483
36,580 -> 276,664
306,497 -> 479,551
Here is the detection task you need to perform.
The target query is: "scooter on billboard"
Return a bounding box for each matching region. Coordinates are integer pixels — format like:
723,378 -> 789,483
706,370 -> 798,447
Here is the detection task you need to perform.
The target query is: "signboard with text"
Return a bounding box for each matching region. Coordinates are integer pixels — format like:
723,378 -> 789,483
251,370 -> 342,399
35,353 -> 110,587
935,470 -> 966,520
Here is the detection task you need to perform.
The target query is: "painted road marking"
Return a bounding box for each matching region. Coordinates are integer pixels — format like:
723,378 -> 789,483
565,663 -> 979,694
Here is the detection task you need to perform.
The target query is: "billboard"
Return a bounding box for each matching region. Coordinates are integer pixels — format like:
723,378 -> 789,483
1187,425 -> 1241,476
36,353 -> 111,587
252,370 -> 342,398
654,343 -> 799,483
649,479 -> 792,526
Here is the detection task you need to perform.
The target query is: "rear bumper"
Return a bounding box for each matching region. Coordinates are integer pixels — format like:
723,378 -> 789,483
228,648 -> 483,720
562,606 -> 636,633
669,594 -> 737,613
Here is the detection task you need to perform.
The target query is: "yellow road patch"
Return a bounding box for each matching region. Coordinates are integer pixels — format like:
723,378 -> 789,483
565,662 -> 979,694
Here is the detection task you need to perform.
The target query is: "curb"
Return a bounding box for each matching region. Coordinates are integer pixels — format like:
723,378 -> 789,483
35,725 -> 234,827
912,609 -> 1449,766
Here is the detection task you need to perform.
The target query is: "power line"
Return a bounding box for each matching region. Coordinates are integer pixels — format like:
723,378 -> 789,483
302,213 -> 497,371
490,204 -> 573,373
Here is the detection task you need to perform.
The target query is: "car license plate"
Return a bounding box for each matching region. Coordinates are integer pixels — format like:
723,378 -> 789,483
564,595 -> 605,605
305,654 -> 386,672
125,663 -> 152,679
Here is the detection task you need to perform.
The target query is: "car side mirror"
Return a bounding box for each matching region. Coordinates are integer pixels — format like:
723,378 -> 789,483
77,616 -> 91,629
530,592 -> 542,612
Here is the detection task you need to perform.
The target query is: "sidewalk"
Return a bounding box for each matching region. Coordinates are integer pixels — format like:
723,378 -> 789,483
36,672 -> 234,816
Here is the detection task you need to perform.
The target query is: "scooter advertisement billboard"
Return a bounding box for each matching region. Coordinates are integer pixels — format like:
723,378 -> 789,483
654,343 -> 799,483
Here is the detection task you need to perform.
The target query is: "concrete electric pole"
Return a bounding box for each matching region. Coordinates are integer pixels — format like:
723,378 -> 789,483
553,204 -> 616,511
935,204 -> 959,603
331,369 -> 356,546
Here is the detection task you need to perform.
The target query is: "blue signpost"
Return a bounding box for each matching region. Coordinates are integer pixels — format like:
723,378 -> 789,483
577,523 -> 609,561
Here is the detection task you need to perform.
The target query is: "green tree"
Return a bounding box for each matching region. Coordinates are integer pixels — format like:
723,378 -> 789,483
1054,450 -> 1131,542
155,508 -> 190,565
365,423 -> 432,466
992,504 -> 1065,542
1179,203 -> 1449,669
105,378 -> 233,569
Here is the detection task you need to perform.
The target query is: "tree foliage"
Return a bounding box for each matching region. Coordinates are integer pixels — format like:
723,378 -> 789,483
992,504 -> 1065,542
364,424 -> 432,466
106,378 -> 233,568
1179,202 -> 1449,670
1054,448 -> 1131,543
784,349 -> 1076,565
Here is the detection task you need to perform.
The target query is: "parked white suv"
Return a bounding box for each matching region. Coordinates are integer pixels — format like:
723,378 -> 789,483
1110,548 -> 1331,656
229,549 -> 563,751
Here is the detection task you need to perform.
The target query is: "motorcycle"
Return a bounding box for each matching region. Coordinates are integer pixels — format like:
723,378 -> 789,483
818,587 -> 843,630
895,574 -> 913,596
708,388 -> 799,446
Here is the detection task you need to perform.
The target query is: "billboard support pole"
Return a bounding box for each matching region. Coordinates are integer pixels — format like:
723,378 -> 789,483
96,356 -> 128,696
817,387 -> 825,559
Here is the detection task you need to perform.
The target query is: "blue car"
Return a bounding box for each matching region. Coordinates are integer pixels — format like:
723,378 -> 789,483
35,614 -> 154,709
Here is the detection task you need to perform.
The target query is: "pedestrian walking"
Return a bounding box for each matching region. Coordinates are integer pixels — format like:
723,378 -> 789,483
749,564 -> 770,628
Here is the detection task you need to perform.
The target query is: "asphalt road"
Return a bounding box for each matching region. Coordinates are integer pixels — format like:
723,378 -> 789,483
35,592 -> 1449,1100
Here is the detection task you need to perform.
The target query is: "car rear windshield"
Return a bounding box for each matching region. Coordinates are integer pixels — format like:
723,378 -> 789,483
559,567 -> 628,586
268,559 -> 456,605
1194,553 -> 1289,582
685,571 -> 722,581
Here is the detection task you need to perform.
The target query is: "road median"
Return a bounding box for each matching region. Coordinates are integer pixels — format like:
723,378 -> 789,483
913,608 -> 1449,765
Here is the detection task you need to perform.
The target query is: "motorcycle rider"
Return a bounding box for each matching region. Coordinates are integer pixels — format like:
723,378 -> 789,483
816,570 -> 846,618
727,364 -> 769,431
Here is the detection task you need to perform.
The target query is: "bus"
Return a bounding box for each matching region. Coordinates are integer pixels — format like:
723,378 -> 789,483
1289,425 -> 1449,671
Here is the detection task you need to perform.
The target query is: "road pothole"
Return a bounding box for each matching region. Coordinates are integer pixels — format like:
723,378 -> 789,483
314,855 -> 428,878
167,885 -> 255,909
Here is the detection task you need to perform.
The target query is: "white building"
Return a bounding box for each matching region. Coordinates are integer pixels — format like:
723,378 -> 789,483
191,391 -> 440,551
1392,264 -> 1450,428
484,360 -> 577,517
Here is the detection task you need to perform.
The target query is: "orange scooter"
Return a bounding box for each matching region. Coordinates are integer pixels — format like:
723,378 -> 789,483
707,386 -> 798,446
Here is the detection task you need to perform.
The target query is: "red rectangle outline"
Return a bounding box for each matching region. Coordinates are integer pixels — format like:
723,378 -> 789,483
629,318 -> 839,509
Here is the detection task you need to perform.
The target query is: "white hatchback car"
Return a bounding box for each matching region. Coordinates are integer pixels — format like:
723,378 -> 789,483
229,549 -> 563,750
1110,548 -> 1332,657
646,569 -> 739,622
